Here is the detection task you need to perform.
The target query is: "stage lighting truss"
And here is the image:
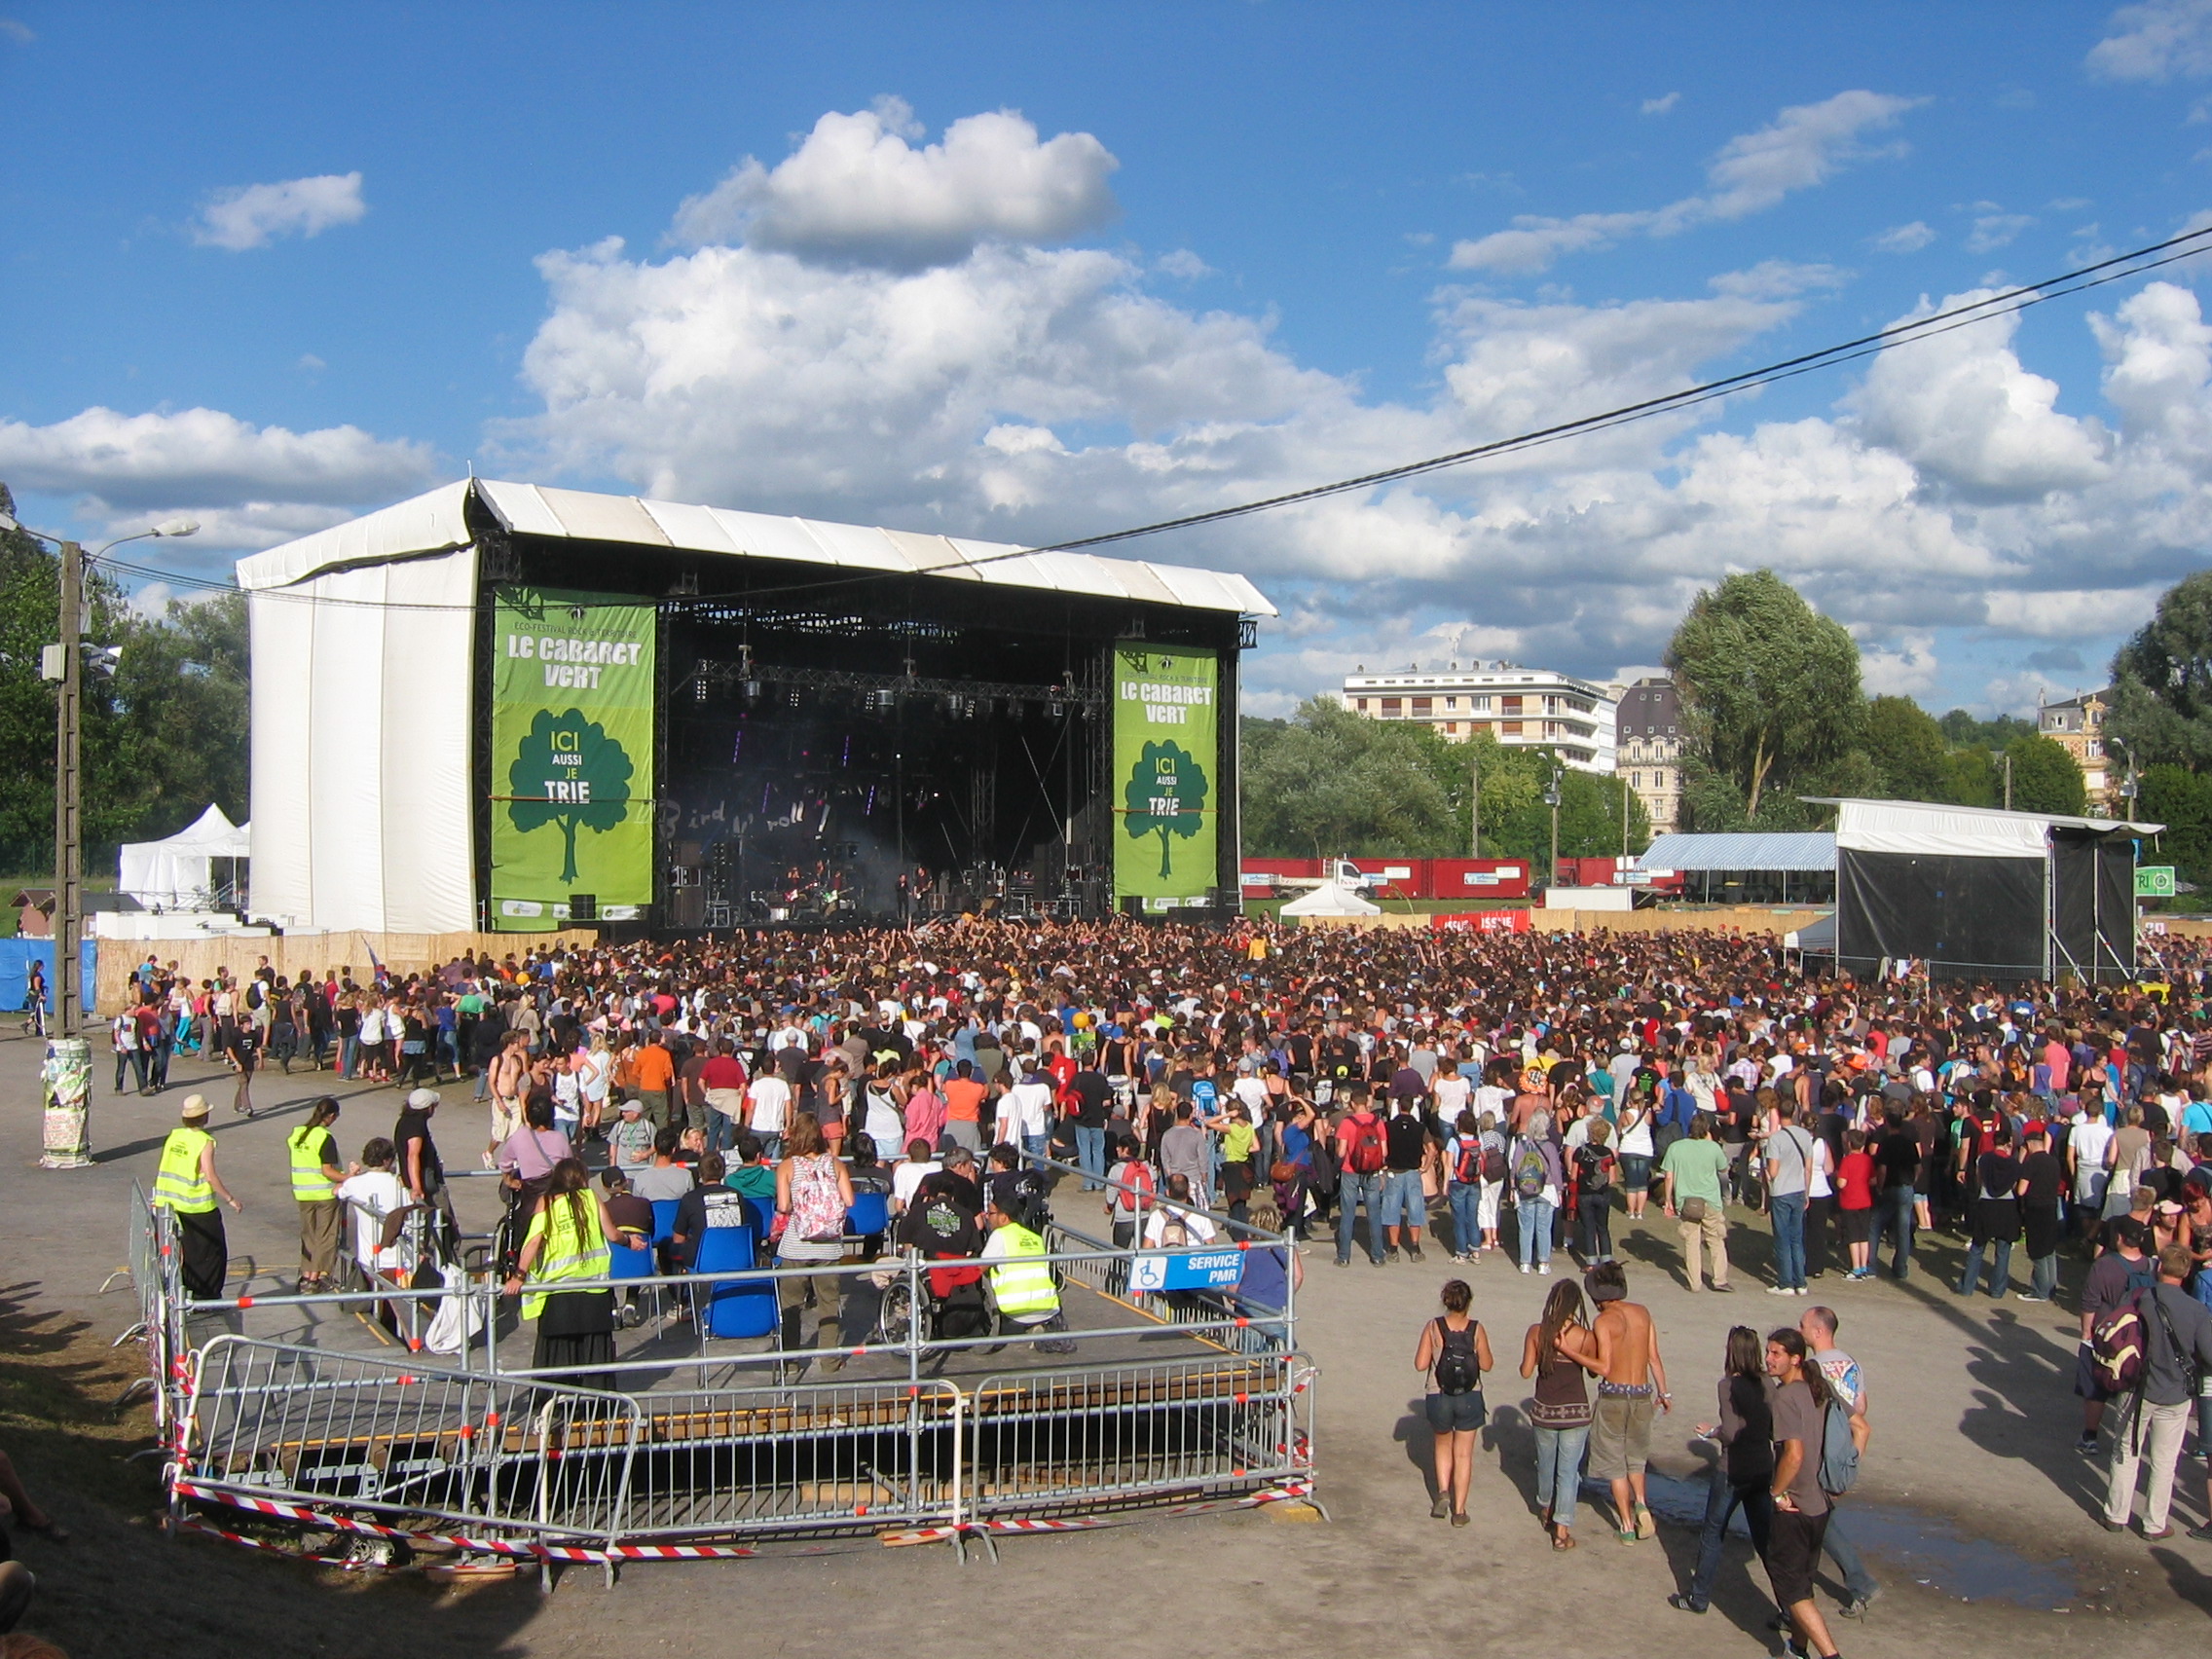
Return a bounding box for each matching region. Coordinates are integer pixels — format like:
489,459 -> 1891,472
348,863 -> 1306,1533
685,656 -> 1103,716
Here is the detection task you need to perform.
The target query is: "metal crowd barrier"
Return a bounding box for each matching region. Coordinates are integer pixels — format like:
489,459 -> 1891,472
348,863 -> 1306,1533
121,1169 -> 1319,1575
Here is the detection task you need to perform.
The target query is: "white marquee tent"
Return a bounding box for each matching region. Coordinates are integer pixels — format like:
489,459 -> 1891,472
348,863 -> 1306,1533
120,804 -> 251,910
1279,881 -> 1382,918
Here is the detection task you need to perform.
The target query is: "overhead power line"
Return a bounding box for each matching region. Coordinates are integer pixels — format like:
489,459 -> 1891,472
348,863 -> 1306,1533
75,220 -> 2212,614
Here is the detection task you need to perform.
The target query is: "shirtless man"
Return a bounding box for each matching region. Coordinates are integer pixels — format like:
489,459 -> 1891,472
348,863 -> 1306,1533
1585,1259 -> 1671,1543
486,1030 -> 530,1167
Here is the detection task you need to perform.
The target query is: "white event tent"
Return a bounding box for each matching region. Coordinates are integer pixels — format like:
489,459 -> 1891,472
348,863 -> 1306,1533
119,804 -> 251,910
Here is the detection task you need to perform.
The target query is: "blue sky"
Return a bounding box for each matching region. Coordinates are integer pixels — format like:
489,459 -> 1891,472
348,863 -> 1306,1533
6,2 -> 2212,719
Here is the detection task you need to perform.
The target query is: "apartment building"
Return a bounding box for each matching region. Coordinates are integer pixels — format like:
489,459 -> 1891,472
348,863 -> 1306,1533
2038,687 -> 2112,804
1613,676 -> 1682,834
1341,662 -> 1616,772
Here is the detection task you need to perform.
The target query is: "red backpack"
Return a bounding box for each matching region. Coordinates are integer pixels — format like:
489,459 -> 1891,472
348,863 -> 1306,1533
1343,1113 -> 1387,1175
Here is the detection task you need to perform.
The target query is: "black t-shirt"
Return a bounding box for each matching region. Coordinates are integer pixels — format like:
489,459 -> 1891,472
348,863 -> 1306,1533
1070,1069 -> 1113,1126
394,1109 -> 443,1190
2018,1149 -> 2065,1206
896,1184 -> 981,1256
1384,1113 -> 1429,1172
672,1185 -> 754,1266
1972,1151 -> 2020,1203
1873,1125 -> 1919,1190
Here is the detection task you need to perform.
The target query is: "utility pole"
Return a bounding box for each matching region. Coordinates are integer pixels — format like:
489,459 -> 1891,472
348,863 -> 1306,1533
1621,771 -> 1631,858
55,539 -> 81,1040
1469,748 -> 1481,857
2004,752 -> 2013,812
1545,760 -> 1563,888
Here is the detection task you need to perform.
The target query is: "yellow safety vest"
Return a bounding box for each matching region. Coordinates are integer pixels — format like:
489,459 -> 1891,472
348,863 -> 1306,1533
987,1221 -> 1059,1318
288,1125 -> 337,1201
153,1126 -> 215,1214
520,1194 -> 611,1321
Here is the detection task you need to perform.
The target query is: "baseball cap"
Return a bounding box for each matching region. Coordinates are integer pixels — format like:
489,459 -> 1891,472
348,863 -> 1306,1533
618,1097 -> 644,1113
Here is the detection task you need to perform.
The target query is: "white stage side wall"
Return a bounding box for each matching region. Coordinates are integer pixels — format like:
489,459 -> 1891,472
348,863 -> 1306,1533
248,547 -> 479,933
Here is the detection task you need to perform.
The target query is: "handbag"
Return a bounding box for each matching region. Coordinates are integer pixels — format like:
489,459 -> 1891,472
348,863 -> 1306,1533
1269,1159 -> 1300,1184
1679,1195 -> 1709,1225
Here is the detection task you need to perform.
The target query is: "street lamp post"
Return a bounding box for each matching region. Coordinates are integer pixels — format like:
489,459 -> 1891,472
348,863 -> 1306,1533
2,504 -> 196,1167
1544,759 -> 1563,889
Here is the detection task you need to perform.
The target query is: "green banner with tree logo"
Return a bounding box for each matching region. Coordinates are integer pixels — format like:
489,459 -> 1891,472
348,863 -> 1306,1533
490,587 -> 656,930
1113,643 -> 1219,910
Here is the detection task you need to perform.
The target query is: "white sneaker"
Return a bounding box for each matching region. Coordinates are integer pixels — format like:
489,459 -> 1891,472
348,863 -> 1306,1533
1519,1264 -> 1530,1274
1765,1286 -> 1796,1296
1537,1263 -> 1551,1275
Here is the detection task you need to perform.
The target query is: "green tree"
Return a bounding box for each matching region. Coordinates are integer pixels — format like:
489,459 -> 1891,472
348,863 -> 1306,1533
108,590 -> 249,840
1862,695 -> 1952,801
2109,571 -> 2212,769
2002,732 -> 2087,816
508,708 -> 636,882
2138,763 -> 2212,882
0,487 -> 141,870
1665,570 -> 1862,821
1937,709 -> 2034,750
1942,747 -> 2001,808
1123,737 -> 1211,878
1238,702 -> 1457,857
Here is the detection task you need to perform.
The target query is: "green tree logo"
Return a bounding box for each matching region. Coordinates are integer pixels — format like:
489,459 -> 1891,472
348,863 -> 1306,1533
1124,739 -> 1210,878
508,708 -> 634,882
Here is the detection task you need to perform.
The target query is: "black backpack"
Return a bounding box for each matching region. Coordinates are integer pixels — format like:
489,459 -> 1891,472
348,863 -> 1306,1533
1575,1144 -> 1612,1195
1432,1317 -> 1480,1396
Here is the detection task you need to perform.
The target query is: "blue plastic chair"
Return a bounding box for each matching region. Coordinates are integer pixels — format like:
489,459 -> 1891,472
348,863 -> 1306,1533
694,1223 -> 778,1345
649,1198 -> 682,1247
743,1194 -> 777,1240
845,1191 -> 890,1241
607,1233 -> 659,1325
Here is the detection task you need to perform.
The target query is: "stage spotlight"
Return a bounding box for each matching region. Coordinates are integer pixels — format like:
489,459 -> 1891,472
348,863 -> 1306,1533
743,679 -> 760,703
1048,698 -> 1063,719
787,688 -> 800,709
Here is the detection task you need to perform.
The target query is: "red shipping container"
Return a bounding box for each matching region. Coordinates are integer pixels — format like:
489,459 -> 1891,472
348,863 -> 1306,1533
1425,858 -> 1531,901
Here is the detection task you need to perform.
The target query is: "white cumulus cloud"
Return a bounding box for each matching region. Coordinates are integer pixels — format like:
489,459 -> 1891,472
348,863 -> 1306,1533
1848,290 -> 2109,498
1450,91 -> 1921,274
671,96 -> 1118,269
2089,0 -> 2212,80
193,171 -> 366,250
0,406 -> 439,549
1872,220 -> 1936,253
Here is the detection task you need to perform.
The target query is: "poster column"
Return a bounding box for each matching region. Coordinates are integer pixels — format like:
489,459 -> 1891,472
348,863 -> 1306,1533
491,588 -> 657,931
1112,643 -> 1219,913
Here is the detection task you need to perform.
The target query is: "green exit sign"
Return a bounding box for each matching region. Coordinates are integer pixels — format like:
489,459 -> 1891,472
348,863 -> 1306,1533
2137,866 -> 2177,899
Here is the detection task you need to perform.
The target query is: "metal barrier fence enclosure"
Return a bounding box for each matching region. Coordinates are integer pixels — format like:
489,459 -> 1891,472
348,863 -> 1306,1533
124,1160 -> 1320,1578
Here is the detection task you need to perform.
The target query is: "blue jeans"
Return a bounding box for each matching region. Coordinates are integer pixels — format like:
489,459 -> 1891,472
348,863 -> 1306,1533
340,1037 -> 359,1080
2030,1251 -> 2059,1301
1533,1423 -> 1590,1527
1870,1185 -> 1916,1278
1771,1190 -> 1807,1288
1337,1170 -> 1384,1264
1824,1512 -> 1878,1604
1378,1170 -> 1425,1232
1021,1132 -> 1050,1169
1958,1237 -> 2014,1297
1448,1184 -> 1480,1254
1517,1197 -> 1555,1268
1073,1124 -> 1107,1190
1686,1464 -> 1774,1609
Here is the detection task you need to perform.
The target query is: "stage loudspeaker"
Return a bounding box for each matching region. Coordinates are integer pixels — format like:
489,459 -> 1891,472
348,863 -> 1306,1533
569,893 -> 598,923
1121,896 -> 1145,918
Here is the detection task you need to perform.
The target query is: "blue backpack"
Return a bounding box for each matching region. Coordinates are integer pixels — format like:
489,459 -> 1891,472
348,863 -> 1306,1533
1817,1399 -> 1860,1496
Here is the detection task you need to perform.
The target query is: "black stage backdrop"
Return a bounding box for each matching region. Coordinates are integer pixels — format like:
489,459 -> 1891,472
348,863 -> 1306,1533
1836,849 -> 2046,982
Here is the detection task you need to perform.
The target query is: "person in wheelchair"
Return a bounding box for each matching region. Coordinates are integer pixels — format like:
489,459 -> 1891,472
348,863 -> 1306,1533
893,1166 -> 991,1346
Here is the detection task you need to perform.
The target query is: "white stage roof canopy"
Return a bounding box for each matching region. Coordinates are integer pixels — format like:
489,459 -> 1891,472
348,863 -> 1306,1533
237,479 -> 1276,616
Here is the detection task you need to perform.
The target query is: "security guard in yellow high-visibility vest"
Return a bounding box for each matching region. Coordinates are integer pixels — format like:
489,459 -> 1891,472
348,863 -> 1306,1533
980,1195 -> 1077,1354
153,1095 -> 242,1301
288,1097 -> 346,1292
501,1160 -> 618,1387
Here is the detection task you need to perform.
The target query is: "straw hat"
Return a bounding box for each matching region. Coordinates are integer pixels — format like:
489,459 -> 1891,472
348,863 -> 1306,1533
179,1094 -> 210,1121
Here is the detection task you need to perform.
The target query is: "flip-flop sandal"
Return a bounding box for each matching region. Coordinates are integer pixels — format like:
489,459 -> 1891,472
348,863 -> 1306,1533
1615,1527 -> 1640,1545
1553,1531 -> 1577,1550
